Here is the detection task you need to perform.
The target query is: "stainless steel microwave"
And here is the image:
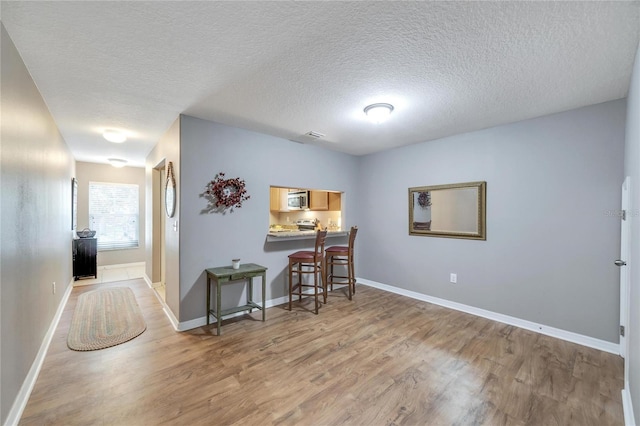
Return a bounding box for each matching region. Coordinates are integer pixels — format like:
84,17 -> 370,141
287,190 -> 309,210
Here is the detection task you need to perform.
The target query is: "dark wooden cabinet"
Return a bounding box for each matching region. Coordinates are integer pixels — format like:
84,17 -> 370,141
73,238 -> 97,280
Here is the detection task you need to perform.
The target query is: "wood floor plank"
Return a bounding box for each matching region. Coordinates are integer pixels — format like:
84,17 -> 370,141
19,279 -> 624,425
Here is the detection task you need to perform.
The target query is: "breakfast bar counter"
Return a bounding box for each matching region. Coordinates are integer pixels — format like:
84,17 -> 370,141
266,229 -> 348,242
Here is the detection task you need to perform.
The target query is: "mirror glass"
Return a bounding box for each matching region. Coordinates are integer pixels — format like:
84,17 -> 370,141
409,181 -> 486,240
165,184 -> 175,218
165,162 -> 176,218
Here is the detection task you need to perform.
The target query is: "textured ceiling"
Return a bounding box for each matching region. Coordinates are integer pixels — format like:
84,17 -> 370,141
2,1 -> 639,167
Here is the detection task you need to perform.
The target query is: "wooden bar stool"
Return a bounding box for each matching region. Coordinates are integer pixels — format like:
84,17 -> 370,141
288,230 -> 328,314
325,226 -> 358,300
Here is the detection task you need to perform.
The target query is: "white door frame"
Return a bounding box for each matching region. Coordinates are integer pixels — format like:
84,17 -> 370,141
620,176 -> 630,366
152,159 -> 167,285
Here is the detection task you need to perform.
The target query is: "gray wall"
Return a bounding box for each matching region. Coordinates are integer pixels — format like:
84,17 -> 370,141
0,24 -> 75,424
357,100 -> 626,343
623,40 -> 640,425
177,115 -> 359,322
76,161 -> 146,266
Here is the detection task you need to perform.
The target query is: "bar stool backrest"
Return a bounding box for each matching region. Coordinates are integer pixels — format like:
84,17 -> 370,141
314,230 -> 328,257
348,226 -> 358,254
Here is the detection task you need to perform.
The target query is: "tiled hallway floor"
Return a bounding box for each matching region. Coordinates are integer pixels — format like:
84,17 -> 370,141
74,262 -> 165,302
74,264 -> 145,286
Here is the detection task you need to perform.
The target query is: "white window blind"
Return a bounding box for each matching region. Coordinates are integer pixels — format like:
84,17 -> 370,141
89,182 -> 139,251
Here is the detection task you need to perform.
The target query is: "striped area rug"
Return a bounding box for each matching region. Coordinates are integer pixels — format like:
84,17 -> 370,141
67,287 -> 146,351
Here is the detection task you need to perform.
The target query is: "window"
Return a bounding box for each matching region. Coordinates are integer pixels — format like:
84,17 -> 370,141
89,182 -> 139,250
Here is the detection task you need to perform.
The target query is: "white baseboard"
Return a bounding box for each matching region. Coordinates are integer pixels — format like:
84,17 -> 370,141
174,294 -> 291,331
4,280 -> 74,426
142,277 -> 180,331
357,278 -> 619,355
163,306 -> 181,331
163,276 -> 619,355
142,273 -> 153,288
622,383 -> 637,426
143,277 -> 210,332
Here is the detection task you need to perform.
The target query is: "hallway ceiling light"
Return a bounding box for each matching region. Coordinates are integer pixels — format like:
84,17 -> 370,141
103,130 -> 127,143
364,103 -> 394,124
108,158 -> 127,168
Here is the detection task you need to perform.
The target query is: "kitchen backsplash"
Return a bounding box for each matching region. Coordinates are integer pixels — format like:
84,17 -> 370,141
270,211 -> 341,229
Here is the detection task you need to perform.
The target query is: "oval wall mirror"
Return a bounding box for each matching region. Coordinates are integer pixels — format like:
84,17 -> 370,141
165,161 -> 176,218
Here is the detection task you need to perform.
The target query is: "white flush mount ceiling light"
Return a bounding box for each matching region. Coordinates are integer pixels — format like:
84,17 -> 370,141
364,103 -> 394,124
108,158 -> 127,168
103,130 -> 127,143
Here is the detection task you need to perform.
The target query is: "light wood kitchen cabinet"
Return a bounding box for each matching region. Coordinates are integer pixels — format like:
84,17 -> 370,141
309,191 -> 342,211
270,187 -> 279,211
309,191 -> 329,210
328,192 -> 341,211
270,187 -> 290,212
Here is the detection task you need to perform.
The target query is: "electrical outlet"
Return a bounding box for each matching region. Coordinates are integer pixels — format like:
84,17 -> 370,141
52,282 -> 56,294
450,273 -> 457,284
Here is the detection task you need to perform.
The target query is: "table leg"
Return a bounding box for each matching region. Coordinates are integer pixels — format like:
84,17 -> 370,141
206,275 -> 210,326
216,278 -> 222,336
249,277 -> 255,313
261,272 -> 266,322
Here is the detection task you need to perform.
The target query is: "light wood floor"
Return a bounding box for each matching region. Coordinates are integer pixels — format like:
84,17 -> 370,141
20,279 -> 624,425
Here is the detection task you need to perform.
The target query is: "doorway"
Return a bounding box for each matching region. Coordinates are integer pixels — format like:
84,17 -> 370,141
152,160 -> 167,302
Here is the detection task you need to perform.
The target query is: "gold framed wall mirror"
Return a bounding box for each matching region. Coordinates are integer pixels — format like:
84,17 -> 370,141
409,181 -> 486,240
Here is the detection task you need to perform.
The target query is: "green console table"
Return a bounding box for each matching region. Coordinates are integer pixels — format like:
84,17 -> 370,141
205,263 -> 267,336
